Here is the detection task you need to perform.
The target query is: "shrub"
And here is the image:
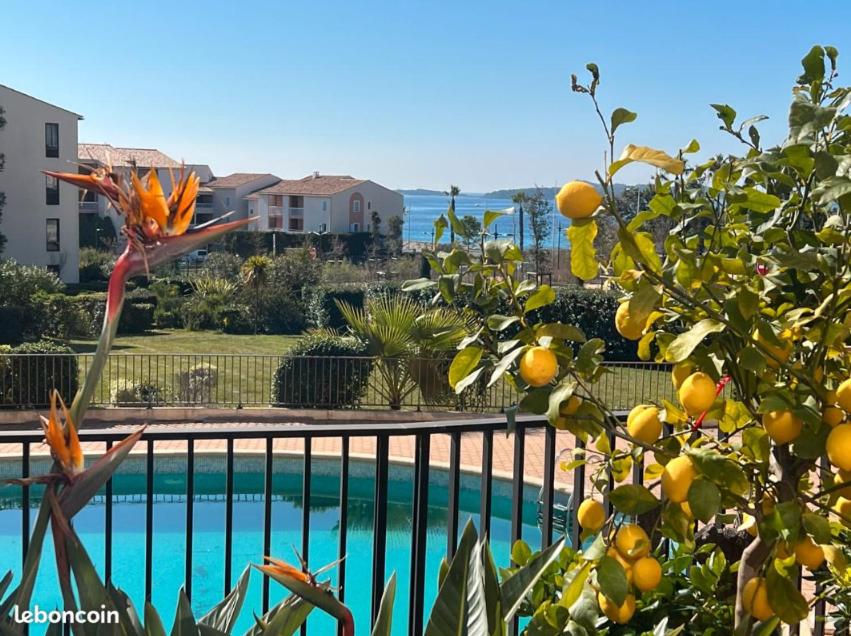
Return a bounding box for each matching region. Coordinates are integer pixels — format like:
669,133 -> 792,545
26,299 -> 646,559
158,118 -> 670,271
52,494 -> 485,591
305,286 -> 366,330
0,306 -> 27,344
37,293 -> 95,340
263,295 -> 307,334
177,363 -> 218,404
78,248 -> 114,283
0,259 -> 64,305
272,334 -> 372,408
149,281 -> 186,328
201,251 -> 243,279
528,286 -> 639,361
0,340 -> 79,407
118,302 -> 155,335
110,380 -> 169,406
220,305 -> 254,334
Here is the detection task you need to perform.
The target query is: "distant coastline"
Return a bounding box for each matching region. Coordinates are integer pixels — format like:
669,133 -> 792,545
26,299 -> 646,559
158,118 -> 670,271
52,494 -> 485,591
398,183 -> 637,199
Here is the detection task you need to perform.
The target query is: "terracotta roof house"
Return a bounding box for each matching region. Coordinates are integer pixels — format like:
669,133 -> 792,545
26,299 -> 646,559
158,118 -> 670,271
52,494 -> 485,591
205,173 -> 281,225
253,172 -> 403,233
78,143 -> 215,230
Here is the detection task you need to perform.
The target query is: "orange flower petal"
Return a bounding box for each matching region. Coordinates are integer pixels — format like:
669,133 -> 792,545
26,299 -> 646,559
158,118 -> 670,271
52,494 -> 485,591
57,393 -> 84,474
132,169 -> 169,232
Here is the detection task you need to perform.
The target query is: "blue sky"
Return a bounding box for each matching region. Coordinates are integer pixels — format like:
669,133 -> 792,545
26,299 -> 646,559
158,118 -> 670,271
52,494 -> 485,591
2,1 -> 849,191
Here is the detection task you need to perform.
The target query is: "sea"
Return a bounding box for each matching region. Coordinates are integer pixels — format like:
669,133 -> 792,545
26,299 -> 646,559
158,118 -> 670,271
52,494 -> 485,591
402,193 -> 564,246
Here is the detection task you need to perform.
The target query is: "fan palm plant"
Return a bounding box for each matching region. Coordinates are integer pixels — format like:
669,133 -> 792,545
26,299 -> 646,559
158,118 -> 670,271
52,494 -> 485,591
241,255 -> 273,333
336,294 -> 471,409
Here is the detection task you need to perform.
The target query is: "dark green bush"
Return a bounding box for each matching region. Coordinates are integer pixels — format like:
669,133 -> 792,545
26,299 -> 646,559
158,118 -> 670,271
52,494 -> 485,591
263,295 -> 307,334
0,306 -> 27,344
272,334 -> 372,408
78,248 -> 114,283
0,340 -> 79,407
306,286 -> 366,330
528,286 -> 639,361
149,281 -> 186,328
118,302 -> 155,335
220,306 -> 254,334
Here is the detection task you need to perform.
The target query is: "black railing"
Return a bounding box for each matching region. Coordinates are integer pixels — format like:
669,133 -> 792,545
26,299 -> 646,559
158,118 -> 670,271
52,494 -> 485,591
0,353 -> 678,411
0,415 -> 831,633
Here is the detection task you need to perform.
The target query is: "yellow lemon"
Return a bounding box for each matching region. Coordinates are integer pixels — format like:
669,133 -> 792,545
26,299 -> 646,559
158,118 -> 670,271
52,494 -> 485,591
559,395 -> 581,416
556,181 -> 602,220
742,577 -> 774,621
835,469 -> 851,498
795,535 -> 825,570
615,524 -> 651,560
597,592 -> 636,624
834,496 -> 851,526
752,330 -> 793,369
824,406 -> 845,427
627,405 -> 662,445
615,302 -> 644,341
762,410 -> 803,444
632,556 -> 662,592
661,455 -> 696,504
837,378 -> 851,412
518,346 -> 558,387
827,424 -> 851,471
577,499 -> 606,532
678,372 -> 716,417
606,547 -> 634,585
671,362 -> 695,390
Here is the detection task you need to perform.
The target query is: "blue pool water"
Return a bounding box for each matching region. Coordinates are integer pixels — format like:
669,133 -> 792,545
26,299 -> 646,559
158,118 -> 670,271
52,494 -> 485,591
0,455 -> 544,634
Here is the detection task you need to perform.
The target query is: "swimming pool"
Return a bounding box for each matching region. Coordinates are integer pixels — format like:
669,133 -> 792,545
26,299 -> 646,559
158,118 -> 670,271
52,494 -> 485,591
0,453 -> 554,634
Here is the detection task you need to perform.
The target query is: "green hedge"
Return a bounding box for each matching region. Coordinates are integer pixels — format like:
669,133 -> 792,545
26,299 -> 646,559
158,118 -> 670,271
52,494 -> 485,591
217,231 -> 373,261
0,306 -> 28,344
527,286 -> 638,361
306,286 -> 366,330
0,340 -> 79,407
272,334 -> 372,407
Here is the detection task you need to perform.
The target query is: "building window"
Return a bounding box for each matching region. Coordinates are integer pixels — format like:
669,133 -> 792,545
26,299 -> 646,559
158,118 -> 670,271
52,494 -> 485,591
268,215 -> 283,230
353,200 -> 361,213
270,195 -> 283,207
45,123 -> 59,158
46,175 -> 60,205
351,222 -> 360,232
289,195 -> 304,208
46,218 -> 60,251
289,217 -> 304,231
367,201 -> 371,210
322,200 -> 327,212
319,223 -> 327,232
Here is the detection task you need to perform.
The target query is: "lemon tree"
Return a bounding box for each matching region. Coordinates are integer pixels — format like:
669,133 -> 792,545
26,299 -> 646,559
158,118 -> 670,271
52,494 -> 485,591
424,45 -> 851,634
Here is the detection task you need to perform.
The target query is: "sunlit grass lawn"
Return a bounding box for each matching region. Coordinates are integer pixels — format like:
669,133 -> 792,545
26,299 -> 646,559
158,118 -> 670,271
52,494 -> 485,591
64,329 -> 673,411
67,330 -> 302,406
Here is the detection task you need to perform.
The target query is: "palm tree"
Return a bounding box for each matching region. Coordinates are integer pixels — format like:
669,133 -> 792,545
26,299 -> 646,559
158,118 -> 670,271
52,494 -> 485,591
444,185 -> 461,244
241,255 -> 272,334
512,191 -> 527,252
336,294 -> 471,409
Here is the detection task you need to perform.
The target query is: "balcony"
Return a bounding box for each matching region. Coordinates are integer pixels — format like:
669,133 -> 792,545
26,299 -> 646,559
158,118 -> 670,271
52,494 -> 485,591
79,200 -> 98,213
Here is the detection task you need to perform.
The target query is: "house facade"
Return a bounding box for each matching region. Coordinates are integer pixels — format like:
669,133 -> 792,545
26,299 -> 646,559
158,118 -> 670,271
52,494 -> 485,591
0,85 -> 81,283
77,143 -> 214,233
253,173 -> 404,233
205,173 -> 281,227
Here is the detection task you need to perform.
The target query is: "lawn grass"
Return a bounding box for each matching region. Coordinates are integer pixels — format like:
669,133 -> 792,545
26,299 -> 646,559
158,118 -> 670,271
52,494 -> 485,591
62,329 -> 674,411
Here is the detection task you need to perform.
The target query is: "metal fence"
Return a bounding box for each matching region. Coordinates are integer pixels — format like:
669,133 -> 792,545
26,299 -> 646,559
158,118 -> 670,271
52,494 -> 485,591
0,354 -> 678,411
0,416 -> 832,634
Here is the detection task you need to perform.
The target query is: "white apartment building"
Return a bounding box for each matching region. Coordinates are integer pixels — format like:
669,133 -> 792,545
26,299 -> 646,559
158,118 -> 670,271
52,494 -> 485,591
0,85 -> 81,283
251,173 -> 404,233
205,173 -> 281,226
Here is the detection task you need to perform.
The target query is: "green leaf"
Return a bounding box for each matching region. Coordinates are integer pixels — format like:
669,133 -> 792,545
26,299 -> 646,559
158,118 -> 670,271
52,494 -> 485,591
609,144 -> 685,176
739,189 -> 781,212
687,479 -> 721,522
560,562 -> 592,610
170,589 -> 197,636
199,566 -> 250,634
500,539 -> 565,621
402,277 -> 437,292
608,485 -> 660,515
370,573 -> 396,636
433,215 -> 448,245
710,104 -> 737,131
802,512 -> 832,544
486,315 -> 520,332
488,347 -> 524,388
145,602 -> 167,636
251,596 -> 313,636
567,221 -> 598,281
108,584 -> 145,636
483,207 -> 513,230
800,45 -> 825,84
610,108 -> 637,134
449,346 -> 484,390
686,449 -> 749,497
424,520 -> 486,636
447,204 -> 468,239
524,285 -> 556,313
765,562 -> 808,623
546,378 -> 577,426
511,541 -> 533,567
596,556 -> 628,606
455,367 -> 484,395
665,319 -> 725,362
536,323 -> 586,342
